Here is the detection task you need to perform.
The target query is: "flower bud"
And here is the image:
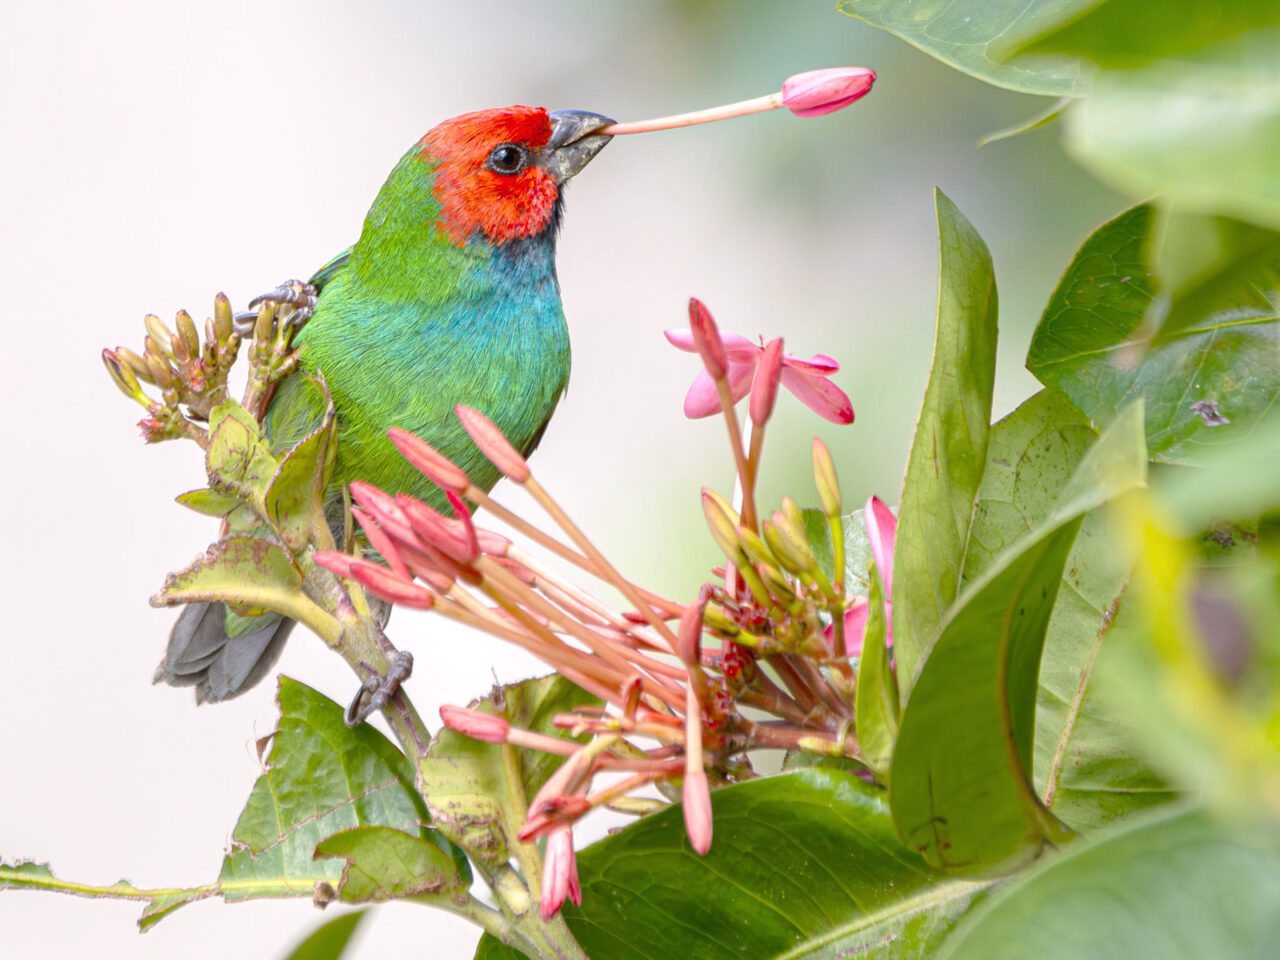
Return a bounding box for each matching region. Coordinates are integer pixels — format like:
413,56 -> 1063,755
812,438 -> 841,518
455,405 -> 530,483
102,349 -> 147,404
682,765 -> 713,856
749,337 -> 784,427
677,586 -> 710,667
701,489 -> 742,559
348,482 -> 418,546
439,704 -> 510,744
763,513 -> 818,577
388,427 -> 470,492
351,506 -> 410,581
115,346 -> 154,384
445,491 -> 481,563
398,494 -> 475,566
540,828 -> 580,920
213,292 -> 234,344
175,310 -> 200,359
143,314 -> 172,354
687,298 -> 727,379
347,557 -> 436,609
781,67 -> 876,118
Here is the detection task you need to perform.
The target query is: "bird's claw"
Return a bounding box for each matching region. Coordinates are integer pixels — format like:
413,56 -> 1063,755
232,280 -> 318,336
344,650 -> 414,727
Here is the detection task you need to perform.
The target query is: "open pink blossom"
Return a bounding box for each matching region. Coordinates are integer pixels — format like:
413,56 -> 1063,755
665,329 -> 854,425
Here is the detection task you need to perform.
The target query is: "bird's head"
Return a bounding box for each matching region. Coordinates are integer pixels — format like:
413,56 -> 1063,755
416,105 -> 613,247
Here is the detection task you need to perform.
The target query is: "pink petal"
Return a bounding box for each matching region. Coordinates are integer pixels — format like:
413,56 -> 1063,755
832,597 -> 869,657
540,828 -> 577,920
682,361 -> 755,419
779,367 -> 854,424
784,353 -> 840,375
664,328 -> 697,352
864,496 -> 897,597
782,67 -> 876,118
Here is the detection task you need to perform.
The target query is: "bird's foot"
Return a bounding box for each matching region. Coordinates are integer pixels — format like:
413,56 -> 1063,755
344,650 -> 414,727
232,279 -> 318,336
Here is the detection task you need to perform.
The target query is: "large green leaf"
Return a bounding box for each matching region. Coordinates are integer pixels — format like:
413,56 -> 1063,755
216,678 -> 462,911
0,679 -> 458,929
418,675 -> 600,868
891,405 -> 1147,874
963,390 -> 1173,831
1063,41 -> 1280,231
1027,203 -> 1280,464
893,190 -> 999,700
938,808 -> 1280,959
855,560 -> 898,778
837,0 -> 1085,96
477,770 -> 992,960
1012,0 -> 1280,68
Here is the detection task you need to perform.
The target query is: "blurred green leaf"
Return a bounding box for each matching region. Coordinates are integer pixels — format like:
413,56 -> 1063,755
419,675 -> 599,868
1158,415 -> 1280,531
476,770 -> 992,960
313,826 -> 467,903
838,0 -> 1085,95
1028,204 -> 1280,463
855,560 -> 898,778
1064,40 -> 1280,230
893,190 -> 999,700
964,390 -> 1173,831
938,808 -> 1280,959
891,404 -> 1147,874
283,910 -> 368,960
1012,0 -> 1280,68
978,97 -> 1070,148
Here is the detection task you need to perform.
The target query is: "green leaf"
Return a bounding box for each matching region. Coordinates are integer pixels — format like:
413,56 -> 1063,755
265,377 -> 336,554
1012,0 -> 1280,69
963,390 -> 1174,831
837,0 -> 1085,96
978,97 -> 1070,148
283,910 -> 369,960
1158,414 -> 1280,531
477,770 -> 993,960
938,807 -> 1280,959
150,535 -> 328,628
214,678 -> 461,913
891,404 -> 1148,874
803,506 -> 873,596
856,560 -> 898,778
0,681 -> 454,931
174,487 -> 241,517
419,675 -> 599,867
0,859 -> 218,929
1027,203 -> 1280,463
893,190 -> 999,700
1063,41 -> 1280,230
205,399 -> 278,501
313,826 -> 467,903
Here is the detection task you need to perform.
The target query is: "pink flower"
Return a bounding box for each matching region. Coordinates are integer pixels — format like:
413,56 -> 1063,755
782,67 -> 876,118
682,766 -> 713,856
665,329 -> 854,425
439,705 -> 510,744
827,496 -> 896,656
541,827 -> 582,919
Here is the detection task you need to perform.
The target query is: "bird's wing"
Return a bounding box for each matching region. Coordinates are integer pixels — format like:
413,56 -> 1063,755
309,247 -> 353,292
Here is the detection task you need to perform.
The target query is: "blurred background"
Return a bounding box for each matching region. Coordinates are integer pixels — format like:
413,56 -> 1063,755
0,1 -> 1126,956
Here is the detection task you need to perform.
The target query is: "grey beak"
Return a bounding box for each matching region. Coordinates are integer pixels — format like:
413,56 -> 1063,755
545,110 -> 614,183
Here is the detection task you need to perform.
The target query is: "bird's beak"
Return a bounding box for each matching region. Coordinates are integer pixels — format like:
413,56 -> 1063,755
545,110 -> 614,183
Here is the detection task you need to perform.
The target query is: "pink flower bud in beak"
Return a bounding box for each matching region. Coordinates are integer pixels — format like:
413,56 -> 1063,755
782,67 -> 876,118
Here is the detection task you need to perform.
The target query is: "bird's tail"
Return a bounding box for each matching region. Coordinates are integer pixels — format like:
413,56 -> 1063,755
154,602 -> 296,703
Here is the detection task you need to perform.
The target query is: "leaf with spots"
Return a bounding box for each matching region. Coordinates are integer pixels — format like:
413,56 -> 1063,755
1027,203 -> 1280,465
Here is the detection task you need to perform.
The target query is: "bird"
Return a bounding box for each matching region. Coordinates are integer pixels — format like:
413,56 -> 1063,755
155,105 -> 614,704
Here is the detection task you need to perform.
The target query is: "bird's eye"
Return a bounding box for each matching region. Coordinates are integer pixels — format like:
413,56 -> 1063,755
486,143 -> 528,175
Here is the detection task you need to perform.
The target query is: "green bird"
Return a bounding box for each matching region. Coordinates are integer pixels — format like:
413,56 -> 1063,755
156,105 -> 614,703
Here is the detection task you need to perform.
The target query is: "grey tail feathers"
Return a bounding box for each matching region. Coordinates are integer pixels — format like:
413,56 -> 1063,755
154,603 -> 295,703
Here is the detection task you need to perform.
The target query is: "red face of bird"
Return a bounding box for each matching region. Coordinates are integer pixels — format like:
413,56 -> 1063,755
418,105 -> 613,247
